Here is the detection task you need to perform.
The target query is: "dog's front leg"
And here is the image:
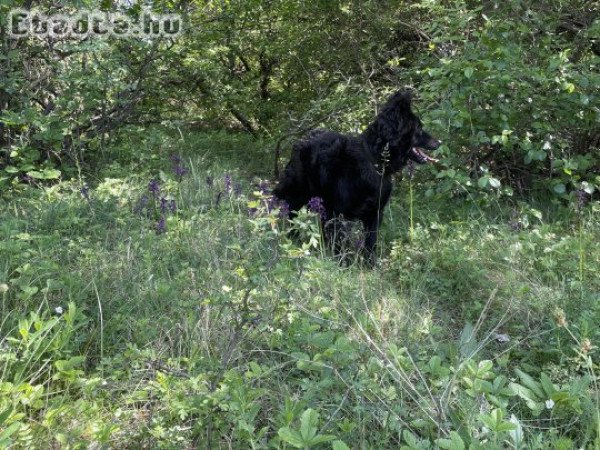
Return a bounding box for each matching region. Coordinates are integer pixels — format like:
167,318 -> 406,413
362,213 -> 382,264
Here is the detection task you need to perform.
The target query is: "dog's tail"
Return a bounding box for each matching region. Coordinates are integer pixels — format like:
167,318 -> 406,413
273,135 -> 289,180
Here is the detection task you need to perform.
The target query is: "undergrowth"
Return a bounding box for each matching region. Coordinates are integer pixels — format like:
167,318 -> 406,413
0,131 -> 598,449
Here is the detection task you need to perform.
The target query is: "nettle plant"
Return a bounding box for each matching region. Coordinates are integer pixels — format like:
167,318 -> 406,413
415,1 -> 599,199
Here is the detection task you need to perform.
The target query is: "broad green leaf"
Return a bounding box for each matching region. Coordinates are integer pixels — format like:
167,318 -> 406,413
515,369 -> 544,399
332,440 -> 351,450
278,427 -> 304,448
496,422 -> 517,432
26,170 -> 45,179
478,360 -> 493,374
580,181 -> 595,194
509,383 -> 536,403
459,322 -> 477,358
41,168 -> 61,179
488,177 -> 501,188
479,413 -> 496,430
553,183 -> 566,194
402,429 -> 420,447
508,415 -> 523,448
436,431 -> 465,450
539,373 -> 556,397
300,409 -> 319,442
308,434 -> 336,445
0,422 -> 20,443
0,408 -> 13,425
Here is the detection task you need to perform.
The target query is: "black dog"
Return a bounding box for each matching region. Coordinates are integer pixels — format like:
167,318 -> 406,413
273,90 -> 440,259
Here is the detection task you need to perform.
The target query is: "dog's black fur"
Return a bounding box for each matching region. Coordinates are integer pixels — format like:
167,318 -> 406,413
273,90 -> 440,259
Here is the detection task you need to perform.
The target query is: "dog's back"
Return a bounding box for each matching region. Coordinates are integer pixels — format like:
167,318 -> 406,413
274,130 -> 377,217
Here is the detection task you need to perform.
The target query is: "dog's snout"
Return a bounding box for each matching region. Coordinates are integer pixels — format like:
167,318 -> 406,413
429,138 -> 441,150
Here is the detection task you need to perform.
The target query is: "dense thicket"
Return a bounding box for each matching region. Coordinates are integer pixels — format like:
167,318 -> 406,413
1,0 -> 598,197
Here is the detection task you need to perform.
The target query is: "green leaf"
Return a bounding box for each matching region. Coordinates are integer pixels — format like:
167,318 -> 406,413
464,67 -> 474,79
309,434 -> 336,445
479,413 -> 496,430
0,408 -> 12,425
509,383 -> 536,403
496,422 -> 517,432
278,427 -> 304,448
510,382 -> 543,412
459,322 -> 477,358
300,409 -> 319,442
0,422 -> 20,443
553,183 -> 566,194
515,369 -> 544,399
402,430 -> 422,449
41,168 -> 61,179
508,415 -> 523,448
539,373 -> 556,398
478,176 -> 489,188
488,177 -> 501,188
478,360 -> 493,374
332,440 -> 351,450
436,431 -> 465,450
27,170 -> 45,179
580,181 -> 595,194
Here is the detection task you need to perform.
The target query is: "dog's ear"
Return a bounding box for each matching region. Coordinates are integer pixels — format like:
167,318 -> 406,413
385,89 -> 412,114
398,89 -> 412,107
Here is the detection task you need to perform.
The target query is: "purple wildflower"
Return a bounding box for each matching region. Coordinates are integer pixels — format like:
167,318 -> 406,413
278,200 -> 290,219
134,194 -> 149,215
80,184 -> 90,200
266,195 -> 276,213
159,197 -> 168,213
169,199 -> 176,213
233,182 -> 242,197
355,237 -> 365,250
257,180 -> 270,195
224,174 -> 232,193
174,165 -> 189,178
170,154 -> 188,179
508,209 -> 521,231
576,189 -> 588,211
156,216 -> 166,234
148,179 -> 160,197
407,160 -> 415,179
308,196 -> 327,220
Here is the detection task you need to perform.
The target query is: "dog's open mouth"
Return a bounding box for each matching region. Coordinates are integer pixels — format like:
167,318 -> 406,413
411,147 -> 439,164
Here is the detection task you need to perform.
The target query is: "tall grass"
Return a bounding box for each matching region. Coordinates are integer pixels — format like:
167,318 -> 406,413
0,131 -> 598,448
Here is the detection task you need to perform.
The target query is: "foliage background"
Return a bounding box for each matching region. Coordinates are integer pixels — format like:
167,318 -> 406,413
0,0 -> 599,448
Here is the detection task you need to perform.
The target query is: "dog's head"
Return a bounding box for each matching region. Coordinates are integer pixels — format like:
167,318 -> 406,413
409,120 -> 441,164
374,90 -> 441,170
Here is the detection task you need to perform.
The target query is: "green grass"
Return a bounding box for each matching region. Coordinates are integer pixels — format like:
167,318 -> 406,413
0,130 -> 598,449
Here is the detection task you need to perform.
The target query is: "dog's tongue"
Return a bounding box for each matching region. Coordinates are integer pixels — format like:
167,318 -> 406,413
411,147 -> 439,163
